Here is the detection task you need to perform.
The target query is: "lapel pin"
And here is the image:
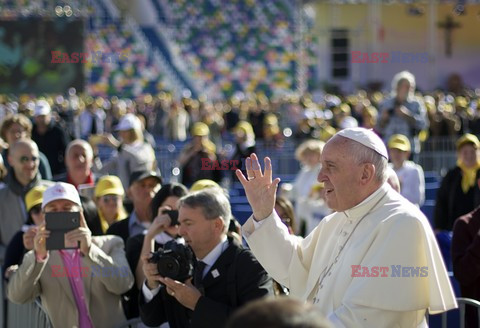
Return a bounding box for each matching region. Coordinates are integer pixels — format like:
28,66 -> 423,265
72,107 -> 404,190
211,269 -> 220,278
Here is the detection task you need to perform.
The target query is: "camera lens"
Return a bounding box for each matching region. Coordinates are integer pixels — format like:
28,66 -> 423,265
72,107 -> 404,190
158,257 -> 180,279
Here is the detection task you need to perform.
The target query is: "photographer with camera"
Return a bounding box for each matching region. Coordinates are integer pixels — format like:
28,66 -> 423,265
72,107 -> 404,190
7,182 -> 134,328
377,71 -> 428,156
121,183 -> 188,319
139,188 -> 273,328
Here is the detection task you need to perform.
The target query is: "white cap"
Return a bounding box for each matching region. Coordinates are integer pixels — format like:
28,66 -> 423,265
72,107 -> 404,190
115,113 -> 141,131
42,182 -> 82,209
336,127 -> 389,160
34,100 -> 51,116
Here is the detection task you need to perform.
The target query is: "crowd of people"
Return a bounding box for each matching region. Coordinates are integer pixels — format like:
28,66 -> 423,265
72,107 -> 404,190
0,67 -> 480,327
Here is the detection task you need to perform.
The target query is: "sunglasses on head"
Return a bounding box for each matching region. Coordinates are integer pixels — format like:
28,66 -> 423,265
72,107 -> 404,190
19,156 -> 39,164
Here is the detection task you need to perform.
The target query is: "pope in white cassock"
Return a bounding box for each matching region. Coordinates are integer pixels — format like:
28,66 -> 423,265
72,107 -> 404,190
236,127 -> 457,328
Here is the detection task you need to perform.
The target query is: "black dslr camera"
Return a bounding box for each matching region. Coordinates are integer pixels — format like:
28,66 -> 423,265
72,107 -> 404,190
148,240 -> 194,282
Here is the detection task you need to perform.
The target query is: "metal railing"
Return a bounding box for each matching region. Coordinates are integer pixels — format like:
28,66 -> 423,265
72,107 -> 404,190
439,298 -> 480,328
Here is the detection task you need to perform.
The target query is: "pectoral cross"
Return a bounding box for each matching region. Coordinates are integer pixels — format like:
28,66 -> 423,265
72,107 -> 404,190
438,15 -> 461,57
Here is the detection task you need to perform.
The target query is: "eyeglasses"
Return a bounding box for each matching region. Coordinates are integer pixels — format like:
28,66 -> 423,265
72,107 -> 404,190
19,156 -> 39,164
30,205 -> 42,215
102,195 -> 120,203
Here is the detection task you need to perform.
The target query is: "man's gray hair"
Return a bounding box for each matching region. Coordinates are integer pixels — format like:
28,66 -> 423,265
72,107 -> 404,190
345,139 -> 388,184
178,188 -> 231,232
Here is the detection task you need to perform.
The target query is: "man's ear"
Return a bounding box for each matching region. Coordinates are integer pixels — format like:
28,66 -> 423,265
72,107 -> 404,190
126,186 -> 133,200
360,163 -> 376,184
214,217 -> 225,233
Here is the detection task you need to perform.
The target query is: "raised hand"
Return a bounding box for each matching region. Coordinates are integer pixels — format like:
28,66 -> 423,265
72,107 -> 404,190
65,211 -> 92,256
23,226 -> 38,250
235,153 -> 281,221
145,206 -> 172,240
33,223 -> 50,260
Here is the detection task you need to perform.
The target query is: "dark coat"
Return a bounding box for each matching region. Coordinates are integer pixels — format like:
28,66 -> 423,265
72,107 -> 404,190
434,166 -> 480,230
139,237 -> 273,328
106,218 -> 130,245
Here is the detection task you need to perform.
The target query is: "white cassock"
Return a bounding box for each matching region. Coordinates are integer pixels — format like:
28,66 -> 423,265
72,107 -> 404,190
243,183 -> 457,328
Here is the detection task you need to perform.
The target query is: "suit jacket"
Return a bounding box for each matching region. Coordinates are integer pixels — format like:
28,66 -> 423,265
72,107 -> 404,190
139,237 -> 273,328
7,235 -> 134,328
243,183 -> 457,327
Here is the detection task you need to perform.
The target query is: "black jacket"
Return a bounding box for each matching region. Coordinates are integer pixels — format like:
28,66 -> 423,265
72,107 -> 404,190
434,166 -> 480,230
106,218 -> 130,244
139,237 -> 273,328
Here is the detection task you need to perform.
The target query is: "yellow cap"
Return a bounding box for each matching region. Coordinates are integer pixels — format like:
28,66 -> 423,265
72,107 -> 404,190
190,179 -> 221,192
192,122 -> 210,136
455,96 -> 468,109
388,134 -> 411,152
264,114 -> 278,126
234,121 -> 254,137
25,185 -> 47,212
95,175 -> 125,198
320,125 -> 337,142
457,133 -> 480,150
335,103 -> 351,115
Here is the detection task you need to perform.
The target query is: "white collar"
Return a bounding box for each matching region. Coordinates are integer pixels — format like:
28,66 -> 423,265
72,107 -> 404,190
198,235 -> 228,268
343,183 -> 388,219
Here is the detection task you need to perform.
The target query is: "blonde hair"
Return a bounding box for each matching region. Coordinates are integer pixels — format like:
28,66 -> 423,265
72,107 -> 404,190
295,140 -> 325,162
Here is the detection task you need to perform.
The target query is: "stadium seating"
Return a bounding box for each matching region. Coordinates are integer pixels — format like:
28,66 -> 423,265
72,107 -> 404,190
149,0 -> 312,99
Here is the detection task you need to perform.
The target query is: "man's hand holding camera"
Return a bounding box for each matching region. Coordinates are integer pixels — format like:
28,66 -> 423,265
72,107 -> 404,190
159,276 -> 202,310
23,226 -> 38,251
34,223 -> 50,260
141,255 -> 202,310
33,211 -> 92,260
64,212 -> 92,256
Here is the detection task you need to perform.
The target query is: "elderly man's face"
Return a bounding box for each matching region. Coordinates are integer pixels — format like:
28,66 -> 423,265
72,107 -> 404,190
9,143 -> 39,183
317,137 -> 365,212
66,144 -> 92,174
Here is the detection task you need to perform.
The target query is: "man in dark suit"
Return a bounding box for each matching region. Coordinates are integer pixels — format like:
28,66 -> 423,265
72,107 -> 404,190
139,188 -> 273,328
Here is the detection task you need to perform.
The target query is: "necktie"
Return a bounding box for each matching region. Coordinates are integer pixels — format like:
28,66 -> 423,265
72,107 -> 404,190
90,114 -> 97,135
194,261 -> 207,289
